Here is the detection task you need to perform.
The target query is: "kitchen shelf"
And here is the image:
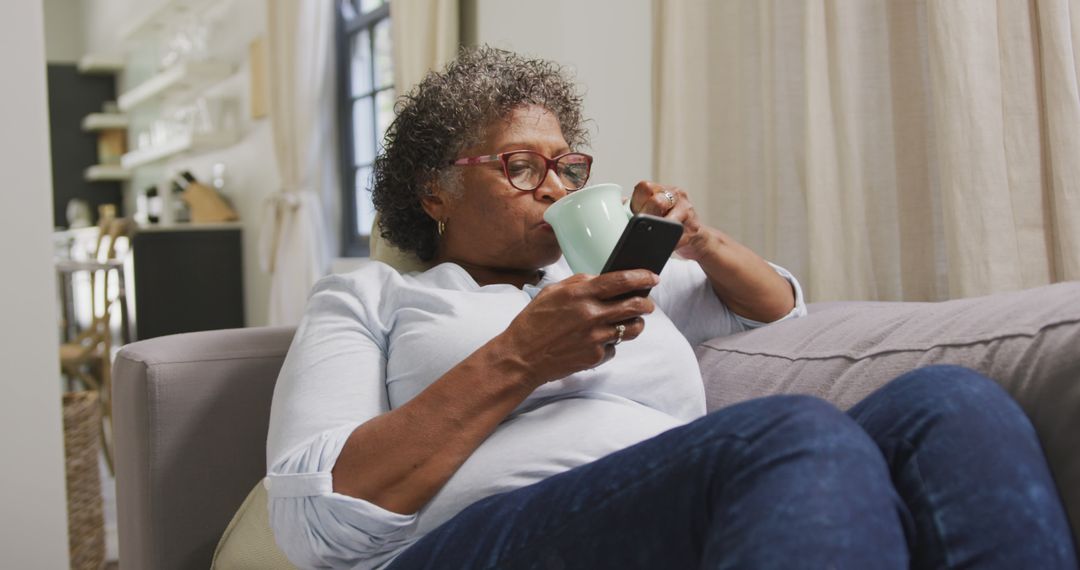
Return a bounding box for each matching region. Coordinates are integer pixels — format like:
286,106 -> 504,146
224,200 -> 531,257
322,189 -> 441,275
77,53 -> 125,75
85,165 -> 133,182
117,60 -> 234,111
120,130 -> 238,169
82,113 -> 129,131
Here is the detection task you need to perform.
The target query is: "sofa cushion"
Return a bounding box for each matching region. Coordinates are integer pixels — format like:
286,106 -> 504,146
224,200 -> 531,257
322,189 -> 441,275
212,481 -> 296,569
695,281 -> 1080,547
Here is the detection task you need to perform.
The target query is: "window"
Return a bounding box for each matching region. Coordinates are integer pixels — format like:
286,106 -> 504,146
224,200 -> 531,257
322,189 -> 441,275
337,0 -> 394,257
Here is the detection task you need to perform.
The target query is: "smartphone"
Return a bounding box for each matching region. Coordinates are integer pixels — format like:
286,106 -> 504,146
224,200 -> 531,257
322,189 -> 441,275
601,214 -> 683,297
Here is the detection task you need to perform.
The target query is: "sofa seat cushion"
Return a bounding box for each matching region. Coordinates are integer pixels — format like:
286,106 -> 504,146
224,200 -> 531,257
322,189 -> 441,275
695,281 -> 1080,546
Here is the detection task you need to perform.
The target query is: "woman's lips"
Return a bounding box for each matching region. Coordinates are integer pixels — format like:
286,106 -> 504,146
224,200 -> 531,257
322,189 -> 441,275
538,222 -> 553,232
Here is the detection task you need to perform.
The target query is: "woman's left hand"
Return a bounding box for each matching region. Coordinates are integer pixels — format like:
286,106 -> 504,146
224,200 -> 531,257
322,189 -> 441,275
629,181 -> 711,261
629,181 -> 796,322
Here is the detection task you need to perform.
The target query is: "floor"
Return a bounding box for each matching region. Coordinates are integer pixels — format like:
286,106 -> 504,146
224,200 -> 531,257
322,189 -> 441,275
101,451 -> 118,564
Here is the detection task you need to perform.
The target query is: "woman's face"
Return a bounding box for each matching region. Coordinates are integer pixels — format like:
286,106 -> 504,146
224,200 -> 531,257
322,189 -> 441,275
426,104 -> 573,271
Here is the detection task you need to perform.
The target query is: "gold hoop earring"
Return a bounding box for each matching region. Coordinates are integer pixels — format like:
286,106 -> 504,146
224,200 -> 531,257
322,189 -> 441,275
437,219 -> 446,236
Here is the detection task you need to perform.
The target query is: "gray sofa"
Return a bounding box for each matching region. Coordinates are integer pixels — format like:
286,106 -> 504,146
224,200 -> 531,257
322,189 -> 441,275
113,282 -> 1080,569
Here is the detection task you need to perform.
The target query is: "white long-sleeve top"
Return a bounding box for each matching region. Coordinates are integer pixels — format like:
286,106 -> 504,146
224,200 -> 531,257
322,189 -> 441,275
265,257 -> 806,569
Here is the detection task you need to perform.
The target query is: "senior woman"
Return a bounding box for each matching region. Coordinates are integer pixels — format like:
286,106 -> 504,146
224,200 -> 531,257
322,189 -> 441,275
266,47 -> 1075,569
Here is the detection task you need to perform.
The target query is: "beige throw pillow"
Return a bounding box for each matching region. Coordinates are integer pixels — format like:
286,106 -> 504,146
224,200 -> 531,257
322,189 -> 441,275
212,481 -> 296,570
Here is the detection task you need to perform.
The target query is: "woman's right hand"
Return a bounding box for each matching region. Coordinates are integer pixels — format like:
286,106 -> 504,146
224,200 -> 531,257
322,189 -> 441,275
495,269 -> 659,388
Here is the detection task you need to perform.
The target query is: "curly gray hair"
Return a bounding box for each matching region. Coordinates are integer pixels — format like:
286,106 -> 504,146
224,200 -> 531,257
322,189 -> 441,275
371,45 -> 590,261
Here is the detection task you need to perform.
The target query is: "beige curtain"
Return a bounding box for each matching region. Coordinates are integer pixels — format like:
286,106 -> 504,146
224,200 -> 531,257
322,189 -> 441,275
390,0 -> 459,92
259,0 -> 339,324
370,0 -> 458,272
655,0 -> 1080,302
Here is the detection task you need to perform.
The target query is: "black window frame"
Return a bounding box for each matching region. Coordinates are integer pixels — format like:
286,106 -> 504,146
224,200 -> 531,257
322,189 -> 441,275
336,1 -> 392,257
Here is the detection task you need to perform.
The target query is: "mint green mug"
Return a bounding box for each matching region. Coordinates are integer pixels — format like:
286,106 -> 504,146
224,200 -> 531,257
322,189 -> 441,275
543,183 -> 634,275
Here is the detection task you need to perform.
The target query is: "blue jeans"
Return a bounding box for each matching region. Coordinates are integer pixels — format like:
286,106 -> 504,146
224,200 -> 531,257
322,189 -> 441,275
387,366 -> 1077,569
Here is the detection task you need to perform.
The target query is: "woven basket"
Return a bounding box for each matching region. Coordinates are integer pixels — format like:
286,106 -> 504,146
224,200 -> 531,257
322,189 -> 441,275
63,390 -> 105,570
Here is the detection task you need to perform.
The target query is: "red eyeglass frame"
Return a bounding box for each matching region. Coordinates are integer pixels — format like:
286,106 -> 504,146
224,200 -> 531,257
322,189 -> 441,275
449,150 -> 594,191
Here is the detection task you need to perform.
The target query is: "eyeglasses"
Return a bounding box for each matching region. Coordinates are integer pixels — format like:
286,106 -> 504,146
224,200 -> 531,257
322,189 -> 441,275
449,150 -> 594,192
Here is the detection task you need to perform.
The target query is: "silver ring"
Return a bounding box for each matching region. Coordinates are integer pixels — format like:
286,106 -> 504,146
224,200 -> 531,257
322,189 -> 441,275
663,191 -> 677,209
613,323 -> 626,345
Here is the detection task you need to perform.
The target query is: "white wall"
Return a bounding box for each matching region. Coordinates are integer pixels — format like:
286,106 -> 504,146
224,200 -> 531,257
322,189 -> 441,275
0,1 -> 72,567
467,0 -> 654,190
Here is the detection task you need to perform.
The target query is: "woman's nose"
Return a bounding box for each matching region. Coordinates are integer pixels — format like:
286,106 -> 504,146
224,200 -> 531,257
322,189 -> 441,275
534,167 -> 568,202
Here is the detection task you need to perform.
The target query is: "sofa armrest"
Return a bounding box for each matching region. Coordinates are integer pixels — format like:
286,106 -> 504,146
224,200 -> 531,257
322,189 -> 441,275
113,326 -> 295,570
695,282 -> 1080,549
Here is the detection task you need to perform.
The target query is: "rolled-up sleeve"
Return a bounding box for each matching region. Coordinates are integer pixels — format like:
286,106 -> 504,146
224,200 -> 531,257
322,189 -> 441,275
730,262 -> 807,330
265,272 -> 418,569
652,258 -> 807,346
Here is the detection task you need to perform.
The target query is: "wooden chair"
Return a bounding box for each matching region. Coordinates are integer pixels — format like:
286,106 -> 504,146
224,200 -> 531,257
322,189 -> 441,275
58,215 -> 130,474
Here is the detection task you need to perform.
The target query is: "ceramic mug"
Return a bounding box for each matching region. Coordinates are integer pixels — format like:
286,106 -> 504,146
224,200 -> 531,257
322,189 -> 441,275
543,183 -> 634,275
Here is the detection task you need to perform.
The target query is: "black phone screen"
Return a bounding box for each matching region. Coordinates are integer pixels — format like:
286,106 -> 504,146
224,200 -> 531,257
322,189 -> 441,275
601,214 -> 684,276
